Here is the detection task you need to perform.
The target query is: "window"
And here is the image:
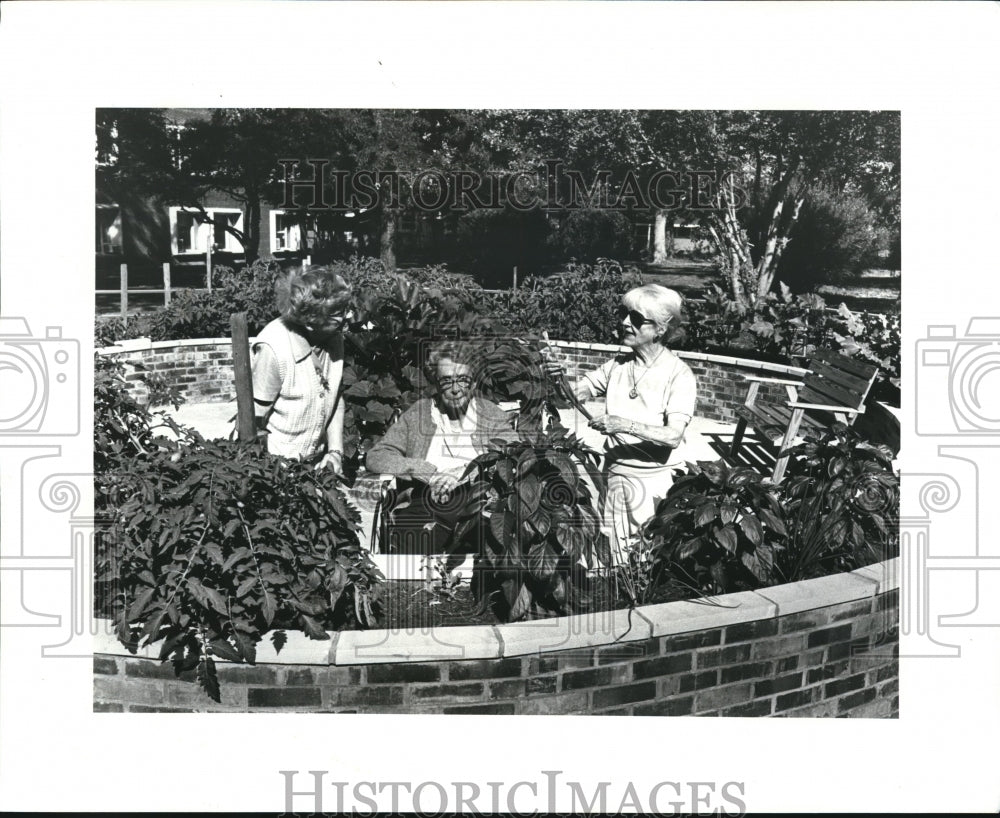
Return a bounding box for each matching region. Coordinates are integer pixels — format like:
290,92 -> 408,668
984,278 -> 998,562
96,205 -> 122,254
169,207 -> 243,255
269,210 -> 302,253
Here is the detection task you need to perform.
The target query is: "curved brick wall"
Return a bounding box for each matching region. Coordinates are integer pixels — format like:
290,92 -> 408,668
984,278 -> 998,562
98,337 -> 808,425
93,559 -> 899,716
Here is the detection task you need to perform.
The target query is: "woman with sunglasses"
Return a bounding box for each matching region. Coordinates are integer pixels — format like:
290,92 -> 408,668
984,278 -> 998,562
366,341 -> 518,554
548,284 -> 697,557
250,265 -> 352,474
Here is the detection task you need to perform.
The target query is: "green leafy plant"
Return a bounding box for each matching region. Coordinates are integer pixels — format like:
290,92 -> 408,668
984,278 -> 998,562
778,422 -> 898,582
94,354 -> 382,702
642,460 -> 788,595
455,431 -> 608,622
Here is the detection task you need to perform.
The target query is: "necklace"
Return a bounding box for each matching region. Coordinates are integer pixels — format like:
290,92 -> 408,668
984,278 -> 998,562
312,346 -> 329,393
628,348 -> 665,399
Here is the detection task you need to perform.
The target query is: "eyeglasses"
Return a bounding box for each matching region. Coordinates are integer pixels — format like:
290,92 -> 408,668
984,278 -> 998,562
616,305 -> 656,328
437,376 -> 474,389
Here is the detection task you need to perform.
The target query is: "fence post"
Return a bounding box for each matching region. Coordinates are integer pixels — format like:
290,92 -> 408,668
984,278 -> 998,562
119,263 -> 128,318
231,312 -> 256,443
512,265 -> 518,293
302,254 -> 311,272
162,262 -> 171,307
206,245 -> 213,292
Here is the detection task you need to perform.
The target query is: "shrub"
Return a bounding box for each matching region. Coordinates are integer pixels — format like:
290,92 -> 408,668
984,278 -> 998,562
450,208 -> 554,287
642,460 -> 788,596
777,186 -> 884,292
548,209 -> 636,263
778,423 -> 898,582
94,354 -> 382,702
504,258 -> 643,343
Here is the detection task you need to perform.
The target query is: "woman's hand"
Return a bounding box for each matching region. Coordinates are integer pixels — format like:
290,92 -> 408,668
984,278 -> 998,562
316,450 -> 344,475
428,469 -> 462,504
589,414 -> 635,436
543,358 -> 566,380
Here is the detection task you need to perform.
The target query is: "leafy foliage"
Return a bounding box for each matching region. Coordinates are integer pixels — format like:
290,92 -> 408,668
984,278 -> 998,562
777,185 -> 888,292
778,423 -> 899,582
548,210 -> 636,264
94,354 -> 381,702
455,431 -> 609,622
502,258 -> 643,343
642,460 -> 788,595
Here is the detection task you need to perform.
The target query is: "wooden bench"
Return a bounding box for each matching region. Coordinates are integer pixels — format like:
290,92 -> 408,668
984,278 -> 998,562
729,348 -> 880,483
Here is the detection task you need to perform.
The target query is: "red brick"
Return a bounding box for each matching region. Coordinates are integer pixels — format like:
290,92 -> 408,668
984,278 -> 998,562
592,681 -> 657,709
723,699 -> 774,717
95,678 -> 166,707
521,691 -> 589,715
634,696 -> 694,716
561,665 -> 629,691
327,686 -> 404,707
837,687 -> 878,714
720,661 -> 774,684
776,656 -> 799,673
94,702 -> 125,712
596,641 -> 653,665
94,656 -> 118,675
489,679 -> 526,699
879,678 -> 899,697
125,660 -> 196,682
751,633 -> 807,661
633,653 -> 693,680
449,658 -> 521,680
753,672 -> 803,697
696,644 -> 751,669
661,630 -> 721,653
779,610 -> 832,634
215,664 -> 280,684
248,687 -> 321,708
411,683 -> 484,700
724,619 -> 778,643
168,682 -> 246,709
443,703 -> 516,715
694,682 -> 752,713
775,688 -> 817,712
808,624 -> 853,648
678,670 -> 718,693
127,704 -> 196,713
526,675 -> 558,696
806,660 -> 849,685
367,663 -> 440,684
831,598 -> 874,621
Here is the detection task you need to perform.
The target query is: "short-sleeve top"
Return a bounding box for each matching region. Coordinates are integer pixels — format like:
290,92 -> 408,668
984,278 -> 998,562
581,348 -> 697,470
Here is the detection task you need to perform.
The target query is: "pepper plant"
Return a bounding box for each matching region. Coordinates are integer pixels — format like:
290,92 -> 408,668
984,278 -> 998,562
452,431 -> 609,622
642,460 -> 788,595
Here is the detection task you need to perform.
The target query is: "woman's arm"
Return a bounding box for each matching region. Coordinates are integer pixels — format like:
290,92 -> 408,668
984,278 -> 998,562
251,343 -> 282,431
364,406 -> 438,480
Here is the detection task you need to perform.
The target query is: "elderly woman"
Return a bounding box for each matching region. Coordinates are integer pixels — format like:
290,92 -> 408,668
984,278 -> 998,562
366,341 -> 518,554
549,284 -> 697,557
251,265 -> 352,473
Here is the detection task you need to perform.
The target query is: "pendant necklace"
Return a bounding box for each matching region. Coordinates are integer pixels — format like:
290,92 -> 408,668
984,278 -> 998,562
312,346 -> 330,393
629,348 -> 665,399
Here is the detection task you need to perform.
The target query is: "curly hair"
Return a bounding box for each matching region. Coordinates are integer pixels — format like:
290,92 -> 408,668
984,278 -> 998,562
276,265 -> 352,329
423,340 -> 481,383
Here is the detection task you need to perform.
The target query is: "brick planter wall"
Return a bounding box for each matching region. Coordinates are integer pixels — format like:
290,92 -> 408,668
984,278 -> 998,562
93,559 -> 899,716
99,338 -> 805,424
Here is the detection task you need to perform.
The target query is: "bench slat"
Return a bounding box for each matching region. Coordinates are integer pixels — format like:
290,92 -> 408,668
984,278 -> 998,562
810,359 -> 871,396
800,379 -> 863,410
813,347 -> 879,380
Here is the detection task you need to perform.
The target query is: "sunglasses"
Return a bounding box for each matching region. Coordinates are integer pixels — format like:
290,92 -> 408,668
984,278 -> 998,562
437,376 -> 474,389
616,305 -> 656,328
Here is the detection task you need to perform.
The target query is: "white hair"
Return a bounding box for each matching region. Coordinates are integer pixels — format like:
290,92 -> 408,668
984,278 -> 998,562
622,284 -> 684,344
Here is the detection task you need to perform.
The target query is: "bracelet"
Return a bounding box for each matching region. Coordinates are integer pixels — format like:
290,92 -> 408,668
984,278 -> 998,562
629,421 -> 639,436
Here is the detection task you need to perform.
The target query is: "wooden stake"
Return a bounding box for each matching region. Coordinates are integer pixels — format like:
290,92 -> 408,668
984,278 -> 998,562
206,245 -> 213,292
231,312 -> 256,443
120,263 -> 128,318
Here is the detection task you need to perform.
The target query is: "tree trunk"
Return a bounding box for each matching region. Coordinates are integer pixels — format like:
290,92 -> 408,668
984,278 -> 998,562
243,196 -> 261,264
652,209 -> 672,263
379,209 -> 396,271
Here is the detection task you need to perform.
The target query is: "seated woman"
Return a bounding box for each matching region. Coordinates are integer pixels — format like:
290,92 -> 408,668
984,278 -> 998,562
547,284 -> 697,559
365,341 -> 519,555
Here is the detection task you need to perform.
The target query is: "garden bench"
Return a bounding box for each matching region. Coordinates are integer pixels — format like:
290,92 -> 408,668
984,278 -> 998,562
729,348 -> 880,483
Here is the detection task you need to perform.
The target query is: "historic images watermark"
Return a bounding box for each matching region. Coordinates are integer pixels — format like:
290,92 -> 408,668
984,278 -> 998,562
278,769 -> 747,816
278,159 -> 746,214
